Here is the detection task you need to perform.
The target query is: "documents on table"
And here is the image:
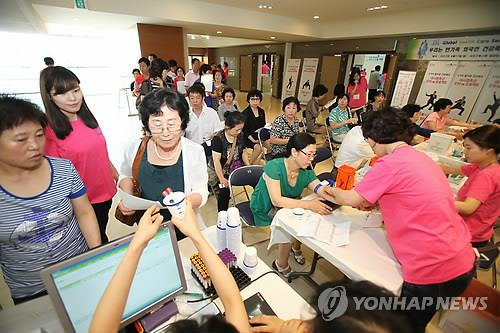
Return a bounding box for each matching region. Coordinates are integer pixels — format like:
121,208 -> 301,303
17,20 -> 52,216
323,99 -> 336,109
296,214 -> 351,246
118,188 -> 162,210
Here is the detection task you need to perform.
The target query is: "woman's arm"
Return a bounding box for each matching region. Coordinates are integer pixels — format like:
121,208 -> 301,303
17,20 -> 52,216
89,206 -> 163,333
329,118 -> 355,129
212,150 -> 228,187
265,175 -> 331,215
172,201 -> 250,333
110,160 -> 119,183
269,135 -> 288,145
242,148 -> 250,166
325,187 -> 366,207
455,197 -> 481,215
71,194 -> 101,248
439,163 -> 464,175
446,118 -> 480,129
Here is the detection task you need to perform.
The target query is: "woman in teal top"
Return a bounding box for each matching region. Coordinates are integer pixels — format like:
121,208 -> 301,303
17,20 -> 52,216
328,93 -> 358,142
250,133 -> 336,277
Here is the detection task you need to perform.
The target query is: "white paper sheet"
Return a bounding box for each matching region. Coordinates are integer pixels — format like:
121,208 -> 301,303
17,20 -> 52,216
324,99 -> 335,109
201,75 -> 213,92
176,81 -> 186,94
118,188 -> 162,210
333,221 -> 351,247
296,215 -> 335,244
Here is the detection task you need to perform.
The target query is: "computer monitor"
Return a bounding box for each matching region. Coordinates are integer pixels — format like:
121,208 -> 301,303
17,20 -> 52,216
41,222 -> 186,333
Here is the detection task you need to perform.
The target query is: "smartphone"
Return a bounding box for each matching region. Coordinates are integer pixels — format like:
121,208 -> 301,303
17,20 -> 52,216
321,200 -> 340,210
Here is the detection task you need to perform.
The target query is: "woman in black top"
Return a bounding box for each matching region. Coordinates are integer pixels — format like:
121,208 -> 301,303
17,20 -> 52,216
210,112 -> 249,211
242,89 -> 270,164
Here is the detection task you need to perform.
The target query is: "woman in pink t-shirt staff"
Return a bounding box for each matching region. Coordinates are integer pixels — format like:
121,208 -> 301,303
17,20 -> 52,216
323,109 -> 475,333
440,125 -> 500,248
421,98 -> 479,137
347,67 -> 368,111
40,66 -> 118,244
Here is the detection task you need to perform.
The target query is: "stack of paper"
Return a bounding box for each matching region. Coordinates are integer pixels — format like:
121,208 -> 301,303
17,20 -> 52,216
296,215 -> 351,246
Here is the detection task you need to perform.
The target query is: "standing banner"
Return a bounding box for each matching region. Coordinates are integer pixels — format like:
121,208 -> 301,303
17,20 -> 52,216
390,71 -> 416,108
469,62 -> 500,124
445,62 -> 492,122
407,35 -> 500,61
281,59 -> 302,101
297,58 -> 319,104
415,61 -> 458,116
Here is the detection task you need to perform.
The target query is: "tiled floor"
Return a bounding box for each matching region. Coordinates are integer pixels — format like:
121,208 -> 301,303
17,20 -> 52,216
0,91 -> 498,333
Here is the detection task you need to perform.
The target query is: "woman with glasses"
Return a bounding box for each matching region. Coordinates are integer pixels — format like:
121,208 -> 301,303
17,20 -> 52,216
250,133 -> 336,277
118,89 -> 209,240
242,89 -> 268,164
209,111 -> 249,211
40,66 -> 117,243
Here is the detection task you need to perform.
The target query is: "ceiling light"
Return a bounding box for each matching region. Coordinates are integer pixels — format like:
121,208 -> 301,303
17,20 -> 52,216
313,15 -> 319,19
258,4 -> 272,9
366,5 -> 389,11
216,31 -> 222,34
270,36 -> 276,39
268,6 -> 272,9
258,4 -> 263,8
190,35 -> 195,39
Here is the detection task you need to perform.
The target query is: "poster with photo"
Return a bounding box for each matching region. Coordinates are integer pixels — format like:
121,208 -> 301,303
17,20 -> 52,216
445,62 -> 492,122
297,58 -> 319,104
390,71 -> 416,108
469,62 -> 500,124
415,61 -> 458,116
281,59 -> 302,101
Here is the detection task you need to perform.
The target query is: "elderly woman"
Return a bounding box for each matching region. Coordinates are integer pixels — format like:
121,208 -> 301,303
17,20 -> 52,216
118,89 -> 209,240
269,96 -> 304,158
0,96 -> 100,304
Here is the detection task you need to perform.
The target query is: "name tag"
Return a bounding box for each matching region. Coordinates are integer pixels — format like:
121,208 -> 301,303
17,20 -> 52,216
353,94 -> 360,100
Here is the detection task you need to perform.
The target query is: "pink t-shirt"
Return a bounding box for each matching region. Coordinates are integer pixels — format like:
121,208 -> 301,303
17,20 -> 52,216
355,145 -> 474,284
457,164 -> 500,242
347,77 -> 368,109
422,112 -> 448,130
44,119 -> 116,204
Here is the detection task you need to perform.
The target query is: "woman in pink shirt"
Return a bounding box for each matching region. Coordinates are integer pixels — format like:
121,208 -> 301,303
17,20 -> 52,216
40,66 -> 118,243
441,125 -> 500,248
324,108 -> 475,333
347,67 -> 368,110
421,98 -> 479,133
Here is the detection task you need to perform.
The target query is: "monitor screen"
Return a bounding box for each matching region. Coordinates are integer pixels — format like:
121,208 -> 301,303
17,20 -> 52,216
42,224 -> 186,333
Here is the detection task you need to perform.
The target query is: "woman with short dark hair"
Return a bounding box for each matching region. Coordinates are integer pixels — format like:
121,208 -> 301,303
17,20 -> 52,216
242,89 -> 268,164
0,96 -> 100,304
305,84 -> 328,134
325,108 -> 475,332
217,87 -> 239,120
251,133 -> 335,276
118,89 -> 209,240
269,96 -> 303,158
209,111 -> 249,211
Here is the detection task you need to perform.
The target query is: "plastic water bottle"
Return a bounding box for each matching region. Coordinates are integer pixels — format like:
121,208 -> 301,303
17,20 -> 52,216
216,211 -> 227,252
226,207 -> 242,259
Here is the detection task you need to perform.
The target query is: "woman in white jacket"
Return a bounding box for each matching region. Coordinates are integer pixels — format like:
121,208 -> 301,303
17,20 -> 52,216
118,89 -> 208,239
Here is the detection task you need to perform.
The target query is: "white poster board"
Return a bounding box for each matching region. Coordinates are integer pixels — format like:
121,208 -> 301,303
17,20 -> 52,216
469,62 -> 500,124
415,61 -> 458,116
390,71 -> 416,108
297,58 -> 319,104
281,59 -> 302,101
445,62 -> 492,122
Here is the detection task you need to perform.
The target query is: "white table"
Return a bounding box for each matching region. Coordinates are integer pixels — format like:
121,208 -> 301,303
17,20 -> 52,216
270,205 -> 403,295
0,226 -> 312,333
414,141 -> 466,166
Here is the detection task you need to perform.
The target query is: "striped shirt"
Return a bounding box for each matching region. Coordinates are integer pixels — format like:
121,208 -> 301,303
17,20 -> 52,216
0,157 -> 89,298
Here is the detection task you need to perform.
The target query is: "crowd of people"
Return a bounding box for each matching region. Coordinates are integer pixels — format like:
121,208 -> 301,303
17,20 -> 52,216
0,56 -> 499,333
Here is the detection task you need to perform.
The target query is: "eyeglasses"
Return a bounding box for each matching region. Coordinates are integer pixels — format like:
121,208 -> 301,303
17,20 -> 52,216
149,120 -> 181,134
249,97 -> 261,101
300,150 -> 317,159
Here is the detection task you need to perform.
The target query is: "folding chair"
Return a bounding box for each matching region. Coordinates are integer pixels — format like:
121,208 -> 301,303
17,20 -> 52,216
228,165 -> 265,227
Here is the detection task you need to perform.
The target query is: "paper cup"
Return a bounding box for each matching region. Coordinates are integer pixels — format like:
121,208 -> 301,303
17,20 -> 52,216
292,208 -> 305,221
243,247 -> 258,275
163,192 -> 186,219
